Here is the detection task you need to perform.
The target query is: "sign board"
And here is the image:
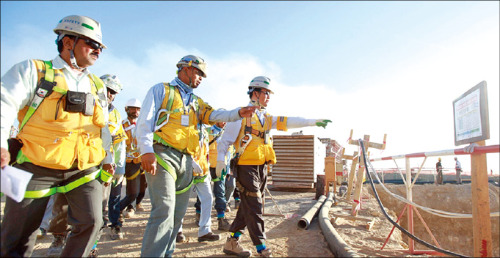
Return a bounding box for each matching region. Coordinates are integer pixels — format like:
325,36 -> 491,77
453,81 -> 490,146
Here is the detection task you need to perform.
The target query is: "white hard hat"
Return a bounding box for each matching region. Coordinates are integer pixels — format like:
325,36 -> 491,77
248,76 -> 273,94
125,98 -> 141,108
54,15 -> 106,49
176,55 -> 207,78
100,74 -> 122,94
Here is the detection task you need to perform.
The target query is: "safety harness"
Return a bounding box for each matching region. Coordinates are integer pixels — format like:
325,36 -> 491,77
16,60 -> 113,199
152,83 -> 201,194
234,115 -> 271,198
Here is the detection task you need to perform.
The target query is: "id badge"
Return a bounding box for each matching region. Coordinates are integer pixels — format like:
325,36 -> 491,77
181,115 -> 189,126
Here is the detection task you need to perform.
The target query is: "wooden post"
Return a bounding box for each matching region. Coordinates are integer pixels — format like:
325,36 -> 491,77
344,151 -> 358,201
325,156 -> 336,194
470,140 -> 492,257
351,135 -> 369,215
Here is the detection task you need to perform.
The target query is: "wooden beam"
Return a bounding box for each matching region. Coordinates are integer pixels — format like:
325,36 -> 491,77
471,140 -> 493,257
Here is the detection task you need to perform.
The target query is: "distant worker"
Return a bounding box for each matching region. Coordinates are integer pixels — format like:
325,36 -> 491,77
119,98 -> 147,221
0,15 -> 113,257
101,74 -> 127,243
135,54 -> 258,257
216,76 -> 332,257
454,157 -> 462,184
436,157 -> 443,185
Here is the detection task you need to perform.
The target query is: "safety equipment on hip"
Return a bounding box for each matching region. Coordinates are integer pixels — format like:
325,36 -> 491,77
100,74 -> 122,94
54,15 -> 106,49
248,76 -> 273,94
315,119 -> 332,129
176,55 -> 207,78
125,98 -> 141,108
23,169 -> 113,199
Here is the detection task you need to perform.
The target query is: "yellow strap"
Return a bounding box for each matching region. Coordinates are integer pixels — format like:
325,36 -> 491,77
126,168 -> 142,180
23,169 -> 110,199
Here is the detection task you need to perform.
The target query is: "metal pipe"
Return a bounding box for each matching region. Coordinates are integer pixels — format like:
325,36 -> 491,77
297,195 -> 326,229
319,192 -> 358,257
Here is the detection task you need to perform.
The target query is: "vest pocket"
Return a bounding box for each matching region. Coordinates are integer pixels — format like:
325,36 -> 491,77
92,102 -> 106,128
41,97 -> 70,122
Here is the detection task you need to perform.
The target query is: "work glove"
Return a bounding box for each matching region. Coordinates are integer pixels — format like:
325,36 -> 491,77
216,160 -> 226,179
316,119 -> 332,129
192,160 -> 202,175
464,143 -> 479,153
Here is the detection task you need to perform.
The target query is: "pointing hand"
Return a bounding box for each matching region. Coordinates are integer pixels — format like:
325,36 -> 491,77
316,119 -> 332,129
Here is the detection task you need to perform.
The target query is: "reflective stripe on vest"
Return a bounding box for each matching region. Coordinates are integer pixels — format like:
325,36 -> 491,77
23,169 -> 112,199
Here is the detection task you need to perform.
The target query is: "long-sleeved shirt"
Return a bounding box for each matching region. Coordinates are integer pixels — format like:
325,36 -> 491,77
216,102 -> 318,162
1,55 -> 113,164
135,78 -> 242,155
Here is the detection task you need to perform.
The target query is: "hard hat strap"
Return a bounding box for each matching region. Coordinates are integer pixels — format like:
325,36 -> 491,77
69,36 -> 81,69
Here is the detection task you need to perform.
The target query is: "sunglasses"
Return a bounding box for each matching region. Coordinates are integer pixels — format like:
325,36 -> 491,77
107,88 -> 117,95
256,89 -> 270,96
81,38 -> 103,51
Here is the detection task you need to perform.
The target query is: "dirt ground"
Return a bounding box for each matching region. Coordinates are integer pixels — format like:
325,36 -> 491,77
2,181 -> 499,257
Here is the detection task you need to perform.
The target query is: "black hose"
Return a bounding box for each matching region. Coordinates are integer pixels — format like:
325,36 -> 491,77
358,139 -> 467,258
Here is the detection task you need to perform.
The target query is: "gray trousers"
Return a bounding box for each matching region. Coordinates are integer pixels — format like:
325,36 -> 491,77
230,164 -> 268,246
0,162 -> 103,257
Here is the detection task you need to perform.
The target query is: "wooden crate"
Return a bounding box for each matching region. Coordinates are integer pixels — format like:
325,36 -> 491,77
271,135 -> 326,189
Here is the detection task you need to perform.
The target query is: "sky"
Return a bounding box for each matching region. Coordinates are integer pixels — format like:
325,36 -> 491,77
1,1 -> 499,174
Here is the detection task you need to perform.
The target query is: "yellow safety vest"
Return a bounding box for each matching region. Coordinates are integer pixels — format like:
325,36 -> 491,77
109,107 -> 127,147
234,113 -> 288,165
16,60 -> 107,170
154,83 -> 214,156
123,119 -> 141,164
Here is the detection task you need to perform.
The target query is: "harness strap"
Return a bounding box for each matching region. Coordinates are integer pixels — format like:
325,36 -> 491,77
19,61 -> 56,131
244,117 -> 268,139
154,153 -> 195,195
23,169 -> 112,199
126,168 -> 142,180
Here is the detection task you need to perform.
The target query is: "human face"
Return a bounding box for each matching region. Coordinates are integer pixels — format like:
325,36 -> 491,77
256,89 -> 271,107
107,88 -> 117,104
71,37 -> 102,68
126,106 -> 141,119
188,67 -> 204,88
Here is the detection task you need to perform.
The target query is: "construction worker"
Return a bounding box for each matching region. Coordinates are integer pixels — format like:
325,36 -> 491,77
100,74 -> 127,243
194,122 -> 231,231
119,98 -> 147,220
436,157 -> 443,185
0,15 -> 114,257
216,76 -> 332,257
178,124 -> 220,243
135,54 -> 258,257
454,157 -> 462,184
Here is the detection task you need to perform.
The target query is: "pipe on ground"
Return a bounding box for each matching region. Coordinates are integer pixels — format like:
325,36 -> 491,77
319,192 -> 358,257
298,195 -> 327,229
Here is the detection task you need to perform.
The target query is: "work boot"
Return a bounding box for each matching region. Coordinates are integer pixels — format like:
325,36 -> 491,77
218,217 -> 231,231
258,248 -> 273,257
124,207 -> 135,218
176,231 -> 186,243
223,237 -> 252,257
197,232 -> 220,242
37,227 -> 47,239
136,203 -> 145,212
47,233 -> 66,257
89,248 -> 98,258
235,199 -> 241,209
109,225 -> 124,240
